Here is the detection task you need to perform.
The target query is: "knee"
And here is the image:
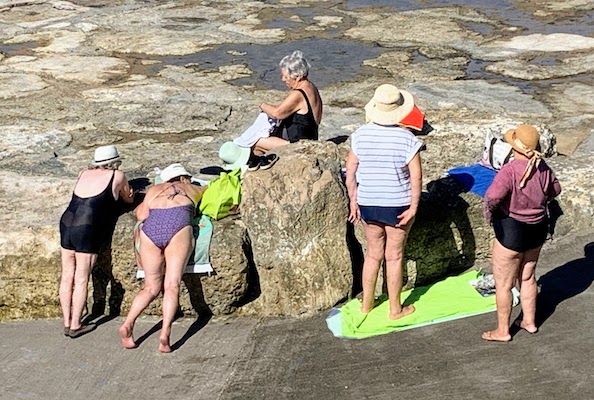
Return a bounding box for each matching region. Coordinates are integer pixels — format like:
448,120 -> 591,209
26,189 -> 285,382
163,281 -> 181,295
144,284 -> 162,298
365,250 -> 384,264
60,271 -> 75,284
385,247 -> 404,263
73,273 -> 90,287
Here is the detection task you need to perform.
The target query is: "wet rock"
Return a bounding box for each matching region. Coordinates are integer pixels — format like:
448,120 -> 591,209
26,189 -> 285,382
345,7 -> 488,49
4,54 -> 129,84
481,33 -> 594,59
240,141 -> 352,316
0,73 -> 48,98
540,82 -> 594,155
411,80 -> 551,118
485,53 -> 594,80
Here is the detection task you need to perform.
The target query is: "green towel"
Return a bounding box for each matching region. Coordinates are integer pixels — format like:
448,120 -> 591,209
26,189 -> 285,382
330,271 -> 496,339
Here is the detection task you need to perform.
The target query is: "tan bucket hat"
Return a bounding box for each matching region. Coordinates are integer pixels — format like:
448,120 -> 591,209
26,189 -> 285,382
364,84 -> 415,126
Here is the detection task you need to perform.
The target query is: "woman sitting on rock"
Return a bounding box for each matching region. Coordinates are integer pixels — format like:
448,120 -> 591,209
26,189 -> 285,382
345,84 -> 423,320
119,163 -> 205,353
59,145 -> 134,338
482,125 -> 561,342
247,50 -> 323,171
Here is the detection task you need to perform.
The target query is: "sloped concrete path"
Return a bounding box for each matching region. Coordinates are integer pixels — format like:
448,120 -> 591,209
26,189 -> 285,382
2,230 -> 593,400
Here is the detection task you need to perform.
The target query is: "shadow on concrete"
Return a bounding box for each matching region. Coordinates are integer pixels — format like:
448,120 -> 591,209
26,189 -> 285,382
134,320 -> 163,347
533,242 -> 594,328
171,314 -> 213,352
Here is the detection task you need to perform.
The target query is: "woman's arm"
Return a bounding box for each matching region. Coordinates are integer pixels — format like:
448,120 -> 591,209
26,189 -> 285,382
259,91 -> 303,120
345,149 -> 360,223
548,173 -> 562,199
397,152 -> 422,227
135,187 -> 154,222
115,171 -> 134,204
483,168 -> 512,223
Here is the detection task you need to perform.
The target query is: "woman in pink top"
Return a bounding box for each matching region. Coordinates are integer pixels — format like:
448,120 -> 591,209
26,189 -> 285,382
482,125 -> 561,342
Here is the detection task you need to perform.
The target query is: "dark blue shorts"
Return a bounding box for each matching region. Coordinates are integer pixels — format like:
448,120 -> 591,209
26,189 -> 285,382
492,211 -> 548,252
359,205 -> 410,226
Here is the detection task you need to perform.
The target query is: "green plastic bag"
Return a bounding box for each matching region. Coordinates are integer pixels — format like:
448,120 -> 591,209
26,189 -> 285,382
199,168 -> 242,220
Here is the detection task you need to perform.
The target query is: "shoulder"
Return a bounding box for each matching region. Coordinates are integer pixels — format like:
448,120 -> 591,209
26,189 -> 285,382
111,170 -> 129,185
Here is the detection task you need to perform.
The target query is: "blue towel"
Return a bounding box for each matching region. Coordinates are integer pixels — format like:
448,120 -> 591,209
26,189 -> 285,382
448,163 -> 497,197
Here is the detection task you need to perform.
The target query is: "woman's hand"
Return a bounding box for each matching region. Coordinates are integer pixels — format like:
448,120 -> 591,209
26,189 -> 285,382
396,208 -> 416,228
348,200 -> 360,223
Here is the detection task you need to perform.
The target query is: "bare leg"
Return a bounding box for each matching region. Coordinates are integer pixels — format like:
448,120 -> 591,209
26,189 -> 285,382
159,226 -> 194,353
360,222 -> 385,313
482,239 -> 521,342
59,248 -> 76,331
517,245 -> 542,333
119,230 -> 164,349
253,137 -> 289,156
385,221 -> 415,320
70,252 -> 97,330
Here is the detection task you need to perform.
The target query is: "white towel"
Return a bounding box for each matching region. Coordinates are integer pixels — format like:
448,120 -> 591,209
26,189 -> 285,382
233,112 -> 279,148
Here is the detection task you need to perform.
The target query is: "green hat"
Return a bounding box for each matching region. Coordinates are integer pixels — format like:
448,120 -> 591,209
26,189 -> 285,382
218,141 -> 251,170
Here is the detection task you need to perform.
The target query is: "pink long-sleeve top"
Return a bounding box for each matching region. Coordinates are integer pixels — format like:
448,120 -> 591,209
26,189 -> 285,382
484,158 -> 561,224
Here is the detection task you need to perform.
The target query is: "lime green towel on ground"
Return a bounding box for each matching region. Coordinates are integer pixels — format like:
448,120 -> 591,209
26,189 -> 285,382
329,271 -> 496,339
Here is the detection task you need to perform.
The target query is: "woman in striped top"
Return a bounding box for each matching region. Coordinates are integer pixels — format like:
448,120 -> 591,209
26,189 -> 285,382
345,84 -> 424,320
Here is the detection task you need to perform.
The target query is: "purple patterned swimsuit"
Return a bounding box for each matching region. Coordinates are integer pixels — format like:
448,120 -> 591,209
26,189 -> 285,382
142,205 -> 194,249
141,184 -> 196,249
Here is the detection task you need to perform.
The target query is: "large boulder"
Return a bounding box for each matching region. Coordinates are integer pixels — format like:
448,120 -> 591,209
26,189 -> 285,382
240,141 -> 352,316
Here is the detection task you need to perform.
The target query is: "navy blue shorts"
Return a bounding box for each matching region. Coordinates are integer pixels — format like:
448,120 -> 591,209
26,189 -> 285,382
492,211 -> 548,252
359,205 -> 410,226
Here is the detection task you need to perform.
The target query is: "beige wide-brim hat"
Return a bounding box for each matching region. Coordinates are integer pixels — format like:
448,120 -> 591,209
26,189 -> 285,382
364,84 -> 415,126
504,124 -> 540,156
92,145 -> 121,166
160,163 -> 192,182
219,141 -> 251,171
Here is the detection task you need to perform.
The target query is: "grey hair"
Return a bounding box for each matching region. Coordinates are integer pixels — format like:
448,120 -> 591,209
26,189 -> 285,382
279,50 -> 311,79
90,160 -> 122,170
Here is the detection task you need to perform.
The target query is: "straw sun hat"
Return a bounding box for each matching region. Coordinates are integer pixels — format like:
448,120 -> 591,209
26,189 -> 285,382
503,124 -> 541,157
364,84 -> 415,126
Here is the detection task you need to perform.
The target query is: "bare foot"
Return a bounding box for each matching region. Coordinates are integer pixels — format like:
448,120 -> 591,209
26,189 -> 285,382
389,305 -> 415,320
119,325 -> 137,349
481,330 -> 512,342
515,320 -> 538,334
158,335 -> 171,353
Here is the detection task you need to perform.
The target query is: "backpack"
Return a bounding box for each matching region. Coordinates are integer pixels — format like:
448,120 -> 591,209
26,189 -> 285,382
199,168 -> 242,220
481,131 -> 513,170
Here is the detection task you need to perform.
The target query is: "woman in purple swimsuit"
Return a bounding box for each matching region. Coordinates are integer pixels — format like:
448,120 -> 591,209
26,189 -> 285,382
119,163 -> 205,353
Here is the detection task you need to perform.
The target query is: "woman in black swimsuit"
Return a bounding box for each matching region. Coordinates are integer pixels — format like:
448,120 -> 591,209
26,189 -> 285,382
252,50 -> 323,169
59,145 -> 133,338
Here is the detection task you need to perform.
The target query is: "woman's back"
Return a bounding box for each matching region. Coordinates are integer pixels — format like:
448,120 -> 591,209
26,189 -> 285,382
146,182 -> 198,210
